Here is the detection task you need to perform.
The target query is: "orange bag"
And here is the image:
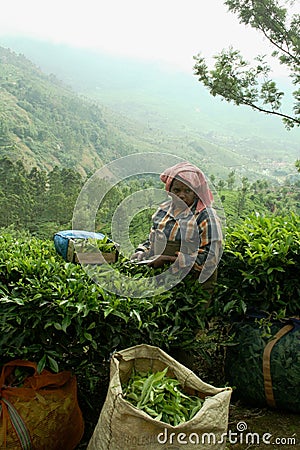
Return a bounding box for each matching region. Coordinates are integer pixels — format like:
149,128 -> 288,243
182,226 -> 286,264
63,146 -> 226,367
0,360 -> 84,450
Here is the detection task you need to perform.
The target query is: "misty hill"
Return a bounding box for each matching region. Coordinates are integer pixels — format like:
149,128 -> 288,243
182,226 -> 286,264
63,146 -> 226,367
0,43 -> 255,179
0,45 -> 185,174
0,38 -> 299,181
1,38 -> 299,168
0,46 -> 109,173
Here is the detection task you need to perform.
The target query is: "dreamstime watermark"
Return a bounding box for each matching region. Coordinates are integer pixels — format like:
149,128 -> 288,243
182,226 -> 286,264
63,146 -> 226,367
157,421 -> 297,446
72,152 -> 225,298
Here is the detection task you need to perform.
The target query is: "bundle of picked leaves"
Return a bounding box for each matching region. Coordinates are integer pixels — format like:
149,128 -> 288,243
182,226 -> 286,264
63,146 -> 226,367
122,367 -> 204,426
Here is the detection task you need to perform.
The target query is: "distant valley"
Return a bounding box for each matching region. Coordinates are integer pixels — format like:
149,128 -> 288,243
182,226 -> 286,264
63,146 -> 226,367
0,36 -> 299,183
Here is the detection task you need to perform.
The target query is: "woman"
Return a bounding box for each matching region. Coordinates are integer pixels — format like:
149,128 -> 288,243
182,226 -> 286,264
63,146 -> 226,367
131,161 -> 222,292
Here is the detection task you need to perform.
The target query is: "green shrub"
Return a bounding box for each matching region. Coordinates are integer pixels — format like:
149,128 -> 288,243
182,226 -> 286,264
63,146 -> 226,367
0,227 -> 210,397
214,213 -> 300,318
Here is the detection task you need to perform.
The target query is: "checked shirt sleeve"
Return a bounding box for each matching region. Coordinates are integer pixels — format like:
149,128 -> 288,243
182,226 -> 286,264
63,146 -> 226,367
192,208 -> 222,273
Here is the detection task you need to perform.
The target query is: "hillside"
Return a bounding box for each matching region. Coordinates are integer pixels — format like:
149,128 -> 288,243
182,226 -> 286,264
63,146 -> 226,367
0,41 -> 299,183
0,37 -> 298,182
0,45 -> 255,178
0,47 -> 107,173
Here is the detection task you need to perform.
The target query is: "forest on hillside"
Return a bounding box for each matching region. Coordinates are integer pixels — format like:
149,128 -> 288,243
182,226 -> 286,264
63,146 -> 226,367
0,156 -> 299,242
0,46 -> 141,173
1,44 -> 299,183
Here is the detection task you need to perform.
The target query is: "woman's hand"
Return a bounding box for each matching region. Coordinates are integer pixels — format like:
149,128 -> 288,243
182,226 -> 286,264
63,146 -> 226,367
130,251 -> 146,261
147,254 -> 177,268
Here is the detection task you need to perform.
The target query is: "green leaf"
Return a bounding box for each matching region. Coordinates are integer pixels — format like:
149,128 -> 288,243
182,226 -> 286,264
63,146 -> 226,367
83,331 -> 93,341
37,354 -> 47,374
47,355 -> 59,373
223,300 -> 236,313
104,307 -> 114,318
61,315 -> 71,332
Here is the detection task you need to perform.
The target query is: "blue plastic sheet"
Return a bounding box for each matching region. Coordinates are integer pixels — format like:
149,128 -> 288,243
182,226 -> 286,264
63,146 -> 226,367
53,230 -> 106,261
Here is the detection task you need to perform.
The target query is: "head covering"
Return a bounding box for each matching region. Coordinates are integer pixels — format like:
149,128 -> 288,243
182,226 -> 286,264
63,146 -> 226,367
160,161 -> 214,212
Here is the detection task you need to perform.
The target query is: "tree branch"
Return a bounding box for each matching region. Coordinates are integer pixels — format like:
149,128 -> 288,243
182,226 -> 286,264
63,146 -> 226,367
243,99 -> 300,124
258,23 -> 297,63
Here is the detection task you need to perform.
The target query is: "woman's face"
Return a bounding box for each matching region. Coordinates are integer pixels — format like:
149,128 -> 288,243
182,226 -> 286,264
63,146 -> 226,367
170,179 -> 196,207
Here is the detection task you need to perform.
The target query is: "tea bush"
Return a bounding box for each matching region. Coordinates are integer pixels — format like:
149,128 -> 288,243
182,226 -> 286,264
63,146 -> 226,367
0,231 -> 210,361
214,213 -> 300,318
1,214 -> 299,375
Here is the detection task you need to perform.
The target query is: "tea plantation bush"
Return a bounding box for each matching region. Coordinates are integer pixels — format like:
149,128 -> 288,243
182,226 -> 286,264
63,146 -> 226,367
0,229 -> 211,366
0,213 -> 299,444
214,213 -> 300,319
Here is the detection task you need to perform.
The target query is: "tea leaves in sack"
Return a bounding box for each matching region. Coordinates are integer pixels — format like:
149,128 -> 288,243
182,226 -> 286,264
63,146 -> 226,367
88,344 -> 232,450
122,367 -> 205,426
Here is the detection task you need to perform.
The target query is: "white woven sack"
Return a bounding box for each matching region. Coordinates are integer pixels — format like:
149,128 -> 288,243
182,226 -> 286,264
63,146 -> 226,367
88,344 -> 232,450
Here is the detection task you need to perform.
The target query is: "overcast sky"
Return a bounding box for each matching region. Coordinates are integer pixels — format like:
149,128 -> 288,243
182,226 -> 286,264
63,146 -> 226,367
0,0 -> 294,76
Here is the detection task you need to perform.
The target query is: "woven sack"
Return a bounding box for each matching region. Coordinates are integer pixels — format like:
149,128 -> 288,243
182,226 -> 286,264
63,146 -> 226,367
88,344 -> 232,450
0,360 -> 84,450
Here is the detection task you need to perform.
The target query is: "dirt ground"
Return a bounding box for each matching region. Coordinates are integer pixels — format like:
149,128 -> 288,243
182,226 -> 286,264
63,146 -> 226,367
227,402 -> 299,449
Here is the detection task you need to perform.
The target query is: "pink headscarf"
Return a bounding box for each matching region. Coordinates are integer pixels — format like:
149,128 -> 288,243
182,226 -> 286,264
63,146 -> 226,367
160,161 -> 214,212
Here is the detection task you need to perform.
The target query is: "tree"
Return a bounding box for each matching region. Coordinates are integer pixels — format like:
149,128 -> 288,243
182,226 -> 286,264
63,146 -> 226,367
217,179 -> 226,190
226,170 -> 236,189
45,167 -> 83,226
236,176 -> 250,216
193,0 -> 300,129
0,158 -> 33,228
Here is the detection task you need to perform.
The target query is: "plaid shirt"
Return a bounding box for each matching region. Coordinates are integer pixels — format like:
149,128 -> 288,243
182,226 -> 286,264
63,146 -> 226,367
137,199 -> 222,273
